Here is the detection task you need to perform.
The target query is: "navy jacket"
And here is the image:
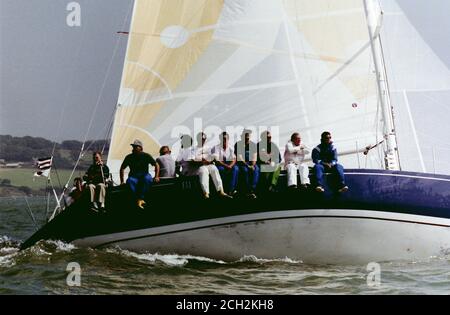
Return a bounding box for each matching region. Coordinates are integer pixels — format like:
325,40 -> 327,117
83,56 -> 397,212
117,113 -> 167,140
312,143 -> 338,166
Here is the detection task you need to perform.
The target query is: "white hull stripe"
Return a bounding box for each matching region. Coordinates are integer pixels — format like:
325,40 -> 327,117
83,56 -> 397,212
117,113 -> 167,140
80,209 -> 450,248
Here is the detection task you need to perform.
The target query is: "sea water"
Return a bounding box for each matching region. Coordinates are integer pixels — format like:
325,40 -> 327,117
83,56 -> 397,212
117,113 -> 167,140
1,197 -> 450,295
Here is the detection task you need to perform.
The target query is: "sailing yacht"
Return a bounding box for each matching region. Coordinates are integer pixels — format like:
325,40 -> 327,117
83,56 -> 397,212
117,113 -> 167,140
21,0 -> 450,264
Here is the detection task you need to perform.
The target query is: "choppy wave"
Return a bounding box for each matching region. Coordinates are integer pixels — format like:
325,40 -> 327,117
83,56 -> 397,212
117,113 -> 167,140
0,235 -> 19,267
107,247 -> 229,266
1,236 -> 450,294
106,247 -> 306,267
1,235 -> 301,270
45,240 -> 77,252
237,255 -> 303,264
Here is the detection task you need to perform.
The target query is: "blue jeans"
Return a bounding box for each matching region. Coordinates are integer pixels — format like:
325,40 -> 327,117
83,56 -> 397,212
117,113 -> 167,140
217,165 -> 239,193
127,173 -> 153,199
313,163 -> 345,188
238,164 -> 260,193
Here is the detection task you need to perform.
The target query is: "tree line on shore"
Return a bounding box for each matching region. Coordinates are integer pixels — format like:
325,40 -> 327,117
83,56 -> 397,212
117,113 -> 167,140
0,135 -> 109,170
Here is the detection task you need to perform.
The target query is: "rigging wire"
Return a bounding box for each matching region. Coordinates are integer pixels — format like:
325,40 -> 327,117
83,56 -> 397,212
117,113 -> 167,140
51,18 -> 89,158
61,1 -> 134,196
23,196 -> 39,232
38,10 -> 89,221
101,107 -> 117,155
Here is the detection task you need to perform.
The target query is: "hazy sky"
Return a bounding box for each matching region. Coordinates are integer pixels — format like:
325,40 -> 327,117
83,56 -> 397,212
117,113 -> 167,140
0,0 -> 133,142
1,0 -> 449,141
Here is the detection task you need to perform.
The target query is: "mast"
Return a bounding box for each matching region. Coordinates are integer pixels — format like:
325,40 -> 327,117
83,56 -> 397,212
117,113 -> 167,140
363,0 -> 400,171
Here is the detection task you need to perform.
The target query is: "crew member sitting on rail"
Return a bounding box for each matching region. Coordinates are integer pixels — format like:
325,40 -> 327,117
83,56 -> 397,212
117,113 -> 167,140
84,151 -> 109,211
235,129 -> 259,199
176,134 -> 196,177
284,132 -> 310,189
212,131 -> 239,196
156,145 -> 176,179
257,130 -> 282,192
192,132 -> 231,199
68,177 -> 84,205
312,131 -> 348,193
120,139 -> 160,209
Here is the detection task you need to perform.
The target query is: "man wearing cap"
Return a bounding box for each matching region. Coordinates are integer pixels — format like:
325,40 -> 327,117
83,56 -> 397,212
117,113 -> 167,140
120,139 -> 160,209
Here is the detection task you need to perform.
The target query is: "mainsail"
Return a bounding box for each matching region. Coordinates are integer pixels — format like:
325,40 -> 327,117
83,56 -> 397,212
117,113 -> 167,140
108,0 -> 392,178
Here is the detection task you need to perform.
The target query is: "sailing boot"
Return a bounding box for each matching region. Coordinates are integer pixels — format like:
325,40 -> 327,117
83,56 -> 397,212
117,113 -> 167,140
137,199 -> 146,209
338,185 -> 349,193
218,190 -> 232,199
300,183 -> 310,190
99,202 -> 106,214
90,202 -> 99,213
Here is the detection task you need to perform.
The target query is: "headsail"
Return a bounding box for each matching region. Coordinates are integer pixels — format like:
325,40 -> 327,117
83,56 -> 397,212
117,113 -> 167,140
380,0 -> 450,175
108,0 -> 390,178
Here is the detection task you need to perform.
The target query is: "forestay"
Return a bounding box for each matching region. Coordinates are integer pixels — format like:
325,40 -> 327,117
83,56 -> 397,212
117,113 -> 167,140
380,0 -> 450,175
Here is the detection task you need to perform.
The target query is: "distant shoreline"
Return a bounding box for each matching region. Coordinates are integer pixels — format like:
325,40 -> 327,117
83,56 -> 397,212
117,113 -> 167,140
0,167 -> 81,197
0,135 -> 109,197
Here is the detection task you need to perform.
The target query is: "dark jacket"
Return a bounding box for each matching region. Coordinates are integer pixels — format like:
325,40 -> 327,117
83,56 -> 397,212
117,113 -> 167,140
84,163 -> 110,185
121,152 -> 156,177
312,143 -> 338,166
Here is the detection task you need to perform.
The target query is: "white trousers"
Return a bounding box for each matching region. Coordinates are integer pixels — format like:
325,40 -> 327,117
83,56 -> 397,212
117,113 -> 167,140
286,163 -> 310,186
198,165 -> 223,194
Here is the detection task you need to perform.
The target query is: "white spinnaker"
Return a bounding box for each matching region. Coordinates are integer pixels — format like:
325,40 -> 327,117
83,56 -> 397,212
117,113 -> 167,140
108,0 -> 386,178
380,0 -> 450,174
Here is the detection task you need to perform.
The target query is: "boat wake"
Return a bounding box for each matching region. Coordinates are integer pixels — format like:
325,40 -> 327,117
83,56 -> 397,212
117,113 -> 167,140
105,247 -> 304,267
0,236 -> 78,268
2,235 -> 303,270
2,235 -> 450,294
2,235 -> 449,271
0,235 -> 20,267
106,247 -> 228,266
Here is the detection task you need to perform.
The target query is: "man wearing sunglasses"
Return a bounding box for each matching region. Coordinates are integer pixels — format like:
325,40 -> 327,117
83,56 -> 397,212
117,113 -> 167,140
312,131 -> 348,193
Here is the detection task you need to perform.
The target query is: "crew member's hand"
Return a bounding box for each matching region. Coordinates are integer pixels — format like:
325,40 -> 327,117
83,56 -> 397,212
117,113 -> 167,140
202,159 -> 210,165
154,177 -> 160,183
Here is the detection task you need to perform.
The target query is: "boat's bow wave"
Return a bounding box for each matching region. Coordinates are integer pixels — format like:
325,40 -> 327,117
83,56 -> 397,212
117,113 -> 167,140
0,235 -> 20,267
106,247 -> 227,266
106,247 -> 304,267
4,233 -> 301,269
0,237 -> 79,268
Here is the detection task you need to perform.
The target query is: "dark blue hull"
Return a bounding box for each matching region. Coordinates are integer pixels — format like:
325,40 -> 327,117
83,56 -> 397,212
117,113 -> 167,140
20,169 -> 450,251
340,169 -> 450,220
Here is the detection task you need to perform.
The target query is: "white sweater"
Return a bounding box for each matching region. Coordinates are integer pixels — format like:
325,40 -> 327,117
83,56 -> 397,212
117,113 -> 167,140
284,141 -> 310,165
